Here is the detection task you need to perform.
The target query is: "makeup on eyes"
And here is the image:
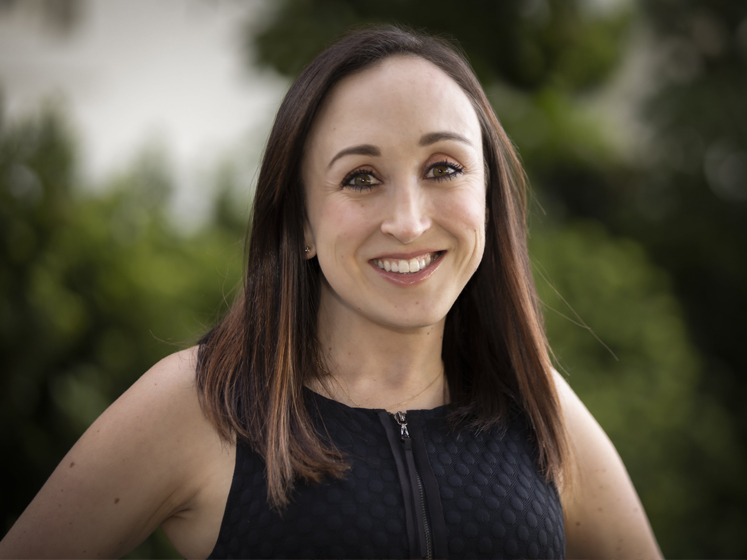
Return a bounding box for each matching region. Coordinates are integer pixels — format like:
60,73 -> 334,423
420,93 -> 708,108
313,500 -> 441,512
426,160 -> 464,182
341,167 -> 380,191
340,159 -> 465,191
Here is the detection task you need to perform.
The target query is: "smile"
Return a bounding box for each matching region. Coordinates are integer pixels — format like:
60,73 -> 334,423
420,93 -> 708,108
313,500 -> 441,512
372,252 -> 441,275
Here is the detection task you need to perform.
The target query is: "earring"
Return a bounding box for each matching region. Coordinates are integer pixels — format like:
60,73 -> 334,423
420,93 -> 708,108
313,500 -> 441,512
304,246 -> 310,253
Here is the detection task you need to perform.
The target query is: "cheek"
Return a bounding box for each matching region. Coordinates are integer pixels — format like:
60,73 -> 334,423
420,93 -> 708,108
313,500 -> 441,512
315,198 -> 375,256
441,187 -> 486,241
440,189 -> 487,274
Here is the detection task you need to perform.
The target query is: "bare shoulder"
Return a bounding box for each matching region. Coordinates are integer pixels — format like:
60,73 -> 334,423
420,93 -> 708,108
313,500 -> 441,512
0,347 -> 234,559
551,370 -> 663,559
124,347 -> 213,435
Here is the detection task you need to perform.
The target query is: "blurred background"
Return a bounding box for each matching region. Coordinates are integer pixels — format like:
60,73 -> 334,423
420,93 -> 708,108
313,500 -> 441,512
1,0 -> 745,557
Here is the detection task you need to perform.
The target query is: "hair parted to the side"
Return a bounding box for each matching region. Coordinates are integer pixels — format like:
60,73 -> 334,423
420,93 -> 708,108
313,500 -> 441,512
196,25 -> 571,509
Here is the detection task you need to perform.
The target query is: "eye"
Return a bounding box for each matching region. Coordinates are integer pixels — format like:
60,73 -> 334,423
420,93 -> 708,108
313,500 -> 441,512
342,169 -> 380,191
426,160 -> 464,182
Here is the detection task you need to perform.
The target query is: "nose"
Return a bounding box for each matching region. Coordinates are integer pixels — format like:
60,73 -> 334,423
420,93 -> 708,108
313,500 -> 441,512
380,180 -> 431,244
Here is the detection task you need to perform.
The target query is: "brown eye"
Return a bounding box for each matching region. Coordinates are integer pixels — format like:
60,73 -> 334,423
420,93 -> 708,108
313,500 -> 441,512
342,170 -> 380,191
426,161 -> 463,181
432,165 -> 452,177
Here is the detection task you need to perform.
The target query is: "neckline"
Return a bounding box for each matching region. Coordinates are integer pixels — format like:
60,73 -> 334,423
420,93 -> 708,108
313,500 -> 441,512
303,385 -> 450,415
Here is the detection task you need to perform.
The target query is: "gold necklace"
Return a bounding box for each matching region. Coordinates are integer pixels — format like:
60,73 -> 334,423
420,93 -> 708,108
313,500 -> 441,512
325,367 -> 444,411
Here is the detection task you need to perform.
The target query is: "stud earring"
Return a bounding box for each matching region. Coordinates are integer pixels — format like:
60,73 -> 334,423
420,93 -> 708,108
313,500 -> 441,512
304,246 -> 310,253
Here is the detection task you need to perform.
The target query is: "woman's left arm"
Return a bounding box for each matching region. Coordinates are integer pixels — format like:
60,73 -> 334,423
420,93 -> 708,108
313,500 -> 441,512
553,370 -> 664,559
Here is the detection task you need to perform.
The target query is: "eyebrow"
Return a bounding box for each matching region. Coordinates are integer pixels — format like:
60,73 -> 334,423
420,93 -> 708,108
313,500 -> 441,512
327,144 -> 381,169
326,131 -> 473,169
419,131 -> 473,147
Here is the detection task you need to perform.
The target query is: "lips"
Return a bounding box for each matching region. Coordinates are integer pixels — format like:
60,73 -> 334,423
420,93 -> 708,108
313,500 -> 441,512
370,251 -> 442,275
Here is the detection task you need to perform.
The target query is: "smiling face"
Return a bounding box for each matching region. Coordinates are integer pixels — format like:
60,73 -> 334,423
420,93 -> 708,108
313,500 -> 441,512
302,55 -> 486,332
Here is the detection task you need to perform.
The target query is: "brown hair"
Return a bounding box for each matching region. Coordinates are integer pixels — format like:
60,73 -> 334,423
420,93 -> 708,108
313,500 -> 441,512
197,25 -> 570,508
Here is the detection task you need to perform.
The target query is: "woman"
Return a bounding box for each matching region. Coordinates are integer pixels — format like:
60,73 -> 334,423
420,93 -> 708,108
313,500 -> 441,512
0,27 -> 662,559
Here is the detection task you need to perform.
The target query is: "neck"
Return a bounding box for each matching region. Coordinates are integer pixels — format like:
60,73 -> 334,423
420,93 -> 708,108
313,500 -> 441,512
314,289 -> 447,411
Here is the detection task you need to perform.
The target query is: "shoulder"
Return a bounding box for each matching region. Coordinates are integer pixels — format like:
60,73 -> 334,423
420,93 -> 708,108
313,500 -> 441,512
125,346 -> 202,424
550,370 -> 663,559
0,346 -> 231,559
135,345 -> 200,400
93,347 -> 213,469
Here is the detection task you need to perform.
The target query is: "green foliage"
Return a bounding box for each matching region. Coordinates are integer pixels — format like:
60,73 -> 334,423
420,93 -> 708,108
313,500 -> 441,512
252,0 -> 631,92
623,4 -> 747,552
633,0 -> 747,437
532,220 -> 745,555
0,103 -> 245,558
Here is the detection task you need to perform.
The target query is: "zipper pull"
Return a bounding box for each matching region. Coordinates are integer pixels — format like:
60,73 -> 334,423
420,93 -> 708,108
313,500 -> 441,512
394,411 -> 410,440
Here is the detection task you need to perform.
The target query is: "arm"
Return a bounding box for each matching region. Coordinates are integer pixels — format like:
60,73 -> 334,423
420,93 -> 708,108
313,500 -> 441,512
554,370 -> 663,559
0,348 -> 230,559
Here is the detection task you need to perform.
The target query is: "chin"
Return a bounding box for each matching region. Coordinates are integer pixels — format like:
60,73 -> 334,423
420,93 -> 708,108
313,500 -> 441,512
373,308 -> 448,331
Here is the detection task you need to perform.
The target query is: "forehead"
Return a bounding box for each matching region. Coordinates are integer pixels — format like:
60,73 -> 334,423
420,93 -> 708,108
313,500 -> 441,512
305,55 -> 482,158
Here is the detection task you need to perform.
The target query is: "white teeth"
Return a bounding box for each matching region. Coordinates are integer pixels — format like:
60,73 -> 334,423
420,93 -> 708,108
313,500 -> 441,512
373,252 -> 440,275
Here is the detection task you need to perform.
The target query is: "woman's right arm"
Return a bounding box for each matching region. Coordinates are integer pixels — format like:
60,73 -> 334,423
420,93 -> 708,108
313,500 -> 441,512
0,347 -> 224,559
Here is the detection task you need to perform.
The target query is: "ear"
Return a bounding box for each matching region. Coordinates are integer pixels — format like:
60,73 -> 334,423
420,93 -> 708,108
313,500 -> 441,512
303,218 -> 316,259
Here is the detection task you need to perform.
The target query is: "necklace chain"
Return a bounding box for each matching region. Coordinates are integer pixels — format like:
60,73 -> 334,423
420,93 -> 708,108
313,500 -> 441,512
324,365 -> 444,411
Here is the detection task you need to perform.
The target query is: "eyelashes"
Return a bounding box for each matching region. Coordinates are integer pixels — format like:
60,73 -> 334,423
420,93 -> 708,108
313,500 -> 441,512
341,160 -> 465,192
341,168 -> 380,191
426,160 -> 465,182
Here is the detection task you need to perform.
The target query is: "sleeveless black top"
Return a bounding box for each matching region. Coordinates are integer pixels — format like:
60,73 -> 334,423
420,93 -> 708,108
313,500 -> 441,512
208,389 -> 565,559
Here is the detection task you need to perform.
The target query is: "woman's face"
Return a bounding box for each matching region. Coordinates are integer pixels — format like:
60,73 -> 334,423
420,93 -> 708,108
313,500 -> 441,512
302,55 -> 486,332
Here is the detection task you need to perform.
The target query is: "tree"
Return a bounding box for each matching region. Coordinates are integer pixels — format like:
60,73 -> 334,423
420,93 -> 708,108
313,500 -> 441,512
0,101 -> 246,558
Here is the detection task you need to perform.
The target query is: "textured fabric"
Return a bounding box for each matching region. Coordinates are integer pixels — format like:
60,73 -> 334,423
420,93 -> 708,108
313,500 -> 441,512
208,389 -> 565,559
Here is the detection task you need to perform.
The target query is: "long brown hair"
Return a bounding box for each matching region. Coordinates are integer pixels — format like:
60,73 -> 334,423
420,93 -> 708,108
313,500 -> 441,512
197,25 -> 570,509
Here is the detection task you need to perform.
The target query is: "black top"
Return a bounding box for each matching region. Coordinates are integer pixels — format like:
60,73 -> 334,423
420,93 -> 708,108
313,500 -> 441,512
208,389 -> 565,559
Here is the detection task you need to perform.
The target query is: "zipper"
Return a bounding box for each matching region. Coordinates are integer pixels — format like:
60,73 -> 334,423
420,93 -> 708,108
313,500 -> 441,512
393,411 -> 433,559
